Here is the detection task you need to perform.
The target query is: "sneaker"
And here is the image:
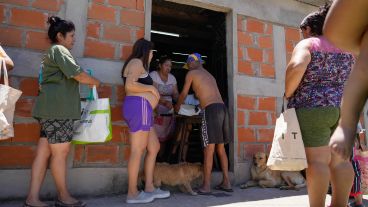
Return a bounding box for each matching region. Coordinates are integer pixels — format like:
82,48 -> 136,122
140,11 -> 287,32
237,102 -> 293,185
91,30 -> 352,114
126,191 -> 154,204
149,188 -> 170,199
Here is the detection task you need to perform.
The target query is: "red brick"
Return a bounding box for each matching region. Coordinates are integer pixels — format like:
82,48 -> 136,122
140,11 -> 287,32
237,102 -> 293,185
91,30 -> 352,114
137,0 -> 144,11
246,48 -> 263,62
10,8 -> 47,29
97,84 -> 112,98
32,0 -> 62,11
123,145 -> 130,161
13,123 -> 40,142
271,112 -> 277,124
0,5 -> 4,23
0,27 -> 22,47
26,31 -> 50,51
238,46 -> 244,60
136,28 -> 144,39
258,128 -> 274,142
0,146 -> 35,168
237,110 -> 245,126
265,23 -> 273,34
86,145 -> 119,164
286,41 -> 295,53
116,85 -> 125,102
103,25 -> 132,42
109,0 -> 136,9
246,18 -> 265,33
112,125 -> 129,143
238,31 -> 253,45
266,144 -> 272,154
73,145 -> 85,163
19,78 -> 39,96
86,22 -> 100,38
285,27 -> 301,42
15,98 -> 34,117
88,3 -> 116,23
121,10 -> 144,27
121,44 -> 133,60
238,60 -> 254,76
84,39 -> 115,59
249,111 -> 268,125
260,63 -> 275,78
111,105 -> 123,122
243,144 -> 265,160
237,95 -> 256,110
258,97 -> 276,111
1,0 -> 29,6
258,36 -> 273,49
265,49 -> 274,64
238,127 -> 256,142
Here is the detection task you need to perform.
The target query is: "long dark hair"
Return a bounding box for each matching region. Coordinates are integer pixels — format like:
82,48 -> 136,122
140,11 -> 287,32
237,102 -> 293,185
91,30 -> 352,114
47,16 -> 75,43
299,1 -> 332,36
121,38 -> 154,78
158,55 -> 171,70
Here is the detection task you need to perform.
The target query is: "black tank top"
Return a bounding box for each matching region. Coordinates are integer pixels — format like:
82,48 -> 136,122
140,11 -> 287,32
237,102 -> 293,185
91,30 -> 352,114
123,73 -> 153,85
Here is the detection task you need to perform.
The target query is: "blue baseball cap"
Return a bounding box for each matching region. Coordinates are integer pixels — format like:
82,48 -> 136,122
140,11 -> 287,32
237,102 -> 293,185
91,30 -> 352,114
183,53 -> 204,69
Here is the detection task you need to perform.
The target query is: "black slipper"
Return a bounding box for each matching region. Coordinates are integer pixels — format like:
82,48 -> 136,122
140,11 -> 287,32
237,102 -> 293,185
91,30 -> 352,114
196,190 -> 213,195
23,202 -> 49,207
55,198 -> 86,207
214,185 -> 233,192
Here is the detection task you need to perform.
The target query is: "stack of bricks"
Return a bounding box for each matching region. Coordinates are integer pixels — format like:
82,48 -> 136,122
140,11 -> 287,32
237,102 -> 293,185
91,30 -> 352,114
237,15 -> 275,78
0,0 -> 143,169
85,0 -> 145,60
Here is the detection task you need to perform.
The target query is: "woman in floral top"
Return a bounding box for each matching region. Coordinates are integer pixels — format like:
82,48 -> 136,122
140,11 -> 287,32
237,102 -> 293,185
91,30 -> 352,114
285,3 -> 355,207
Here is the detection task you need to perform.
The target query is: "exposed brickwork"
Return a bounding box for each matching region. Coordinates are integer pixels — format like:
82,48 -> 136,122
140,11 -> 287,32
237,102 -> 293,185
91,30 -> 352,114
85,0 -> 145,60
284,27 -> 302,62
237,15 -> 275,78
237,95 -> 276,161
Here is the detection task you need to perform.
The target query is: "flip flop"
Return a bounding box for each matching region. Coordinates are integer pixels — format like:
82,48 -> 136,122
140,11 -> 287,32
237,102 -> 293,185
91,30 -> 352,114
196,190 -> 213,196
214,185 -> 233,192
55,198 -> 86,207
23,202 -> 49,207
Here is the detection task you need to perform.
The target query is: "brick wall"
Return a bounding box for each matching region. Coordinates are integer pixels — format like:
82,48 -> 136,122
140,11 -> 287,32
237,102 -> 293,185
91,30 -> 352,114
237,15 -> 275,78
85,0 -> 145,60
0,0 -> 146,169
284,27 -> 302,62
237,95 -> 276,160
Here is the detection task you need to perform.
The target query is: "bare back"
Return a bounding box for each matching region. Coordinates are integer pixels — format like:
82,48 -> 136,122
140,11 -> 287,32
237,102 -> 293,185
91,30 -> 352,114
189,68 -> 223,108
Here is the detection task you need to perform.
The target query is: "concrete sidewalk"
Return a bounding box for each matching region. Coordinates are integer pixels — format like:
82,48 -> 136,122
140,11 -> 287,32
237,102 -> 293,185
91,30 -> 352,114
4,187 -> 362,207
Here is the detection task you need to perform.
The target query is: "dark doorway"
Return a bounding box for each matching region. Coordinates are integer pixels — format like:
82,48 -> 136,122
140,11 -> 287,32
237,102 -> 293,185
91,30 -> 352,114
151,0 -> 229,167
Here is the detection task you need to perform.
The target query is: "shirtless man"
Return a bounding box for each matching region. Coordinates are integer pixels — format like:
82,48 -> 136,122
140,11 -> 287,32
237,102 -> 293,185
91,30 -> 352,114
174,53 -> 232,194
323,0 -> 368,160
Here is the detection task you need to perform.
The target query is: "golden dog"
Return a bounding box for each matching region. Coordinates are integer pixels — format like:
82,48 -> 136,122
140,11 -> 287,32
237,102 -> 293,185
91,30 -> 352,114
240,152 -> 306,190
140,162 -> 203,195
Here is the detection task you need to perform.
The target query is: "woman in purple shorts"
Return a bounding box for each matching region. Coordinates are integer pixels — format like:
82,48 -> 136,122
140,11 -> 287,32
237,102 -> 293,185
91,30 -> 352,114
122,38 -> 170,204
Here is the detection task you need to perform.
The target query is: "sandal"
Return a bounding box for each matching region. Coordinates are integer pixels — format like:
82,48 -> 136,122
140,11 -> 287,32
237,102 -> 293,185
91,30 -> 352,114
214,185 -> 233,192
55,198 -> 86,207
23,202 -> 49,207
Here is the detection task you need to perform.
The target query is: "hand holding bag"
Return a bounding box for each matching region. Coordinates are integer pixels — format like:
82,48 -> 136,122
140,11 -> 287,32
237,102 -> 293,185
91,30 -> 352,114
266,97 -> 308,171
72,86 -> 112,144
0,59 -> 22,140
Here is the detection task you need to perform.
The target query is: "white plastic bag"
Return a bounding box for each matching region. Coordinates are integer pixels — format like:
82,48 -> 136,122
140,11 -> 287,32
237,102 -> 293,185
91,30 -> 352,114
72,86 -> 112,144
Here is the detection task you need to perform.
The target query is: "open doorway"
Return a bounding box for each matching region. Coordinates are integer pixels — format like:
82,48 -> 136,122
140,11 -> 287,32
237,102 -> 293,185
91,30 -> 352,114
150,0 -> 229,168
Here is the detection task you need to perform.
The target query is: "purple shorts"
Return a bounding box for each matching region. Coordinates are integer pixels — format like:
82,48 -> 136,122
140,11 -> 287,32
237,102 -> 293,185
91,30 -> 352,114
123,96 -> 153,132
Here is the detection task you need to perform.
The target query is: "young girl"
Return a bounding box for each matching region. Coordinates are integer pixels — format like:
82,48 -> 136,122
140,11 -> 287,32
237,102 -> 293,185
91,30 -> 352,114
25,16 -> 100,207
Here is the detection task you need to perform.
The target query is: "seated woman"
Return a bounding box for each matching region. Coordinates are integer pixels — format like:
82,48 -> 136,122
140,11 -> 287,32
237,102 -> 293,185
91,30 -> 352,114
150,56 -> 179,160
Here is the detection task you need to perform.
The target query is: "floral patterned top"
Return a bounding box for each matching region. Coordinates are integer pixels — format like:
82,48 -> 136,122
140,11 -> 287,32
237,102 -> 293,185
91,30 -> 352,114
288,37 -> 355,109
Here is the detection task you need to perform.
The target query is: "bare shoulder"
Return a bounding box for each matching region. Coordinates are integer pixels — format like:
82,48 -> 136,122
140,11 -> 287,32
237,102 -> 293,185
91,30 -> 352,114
125,58 -> 144,75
